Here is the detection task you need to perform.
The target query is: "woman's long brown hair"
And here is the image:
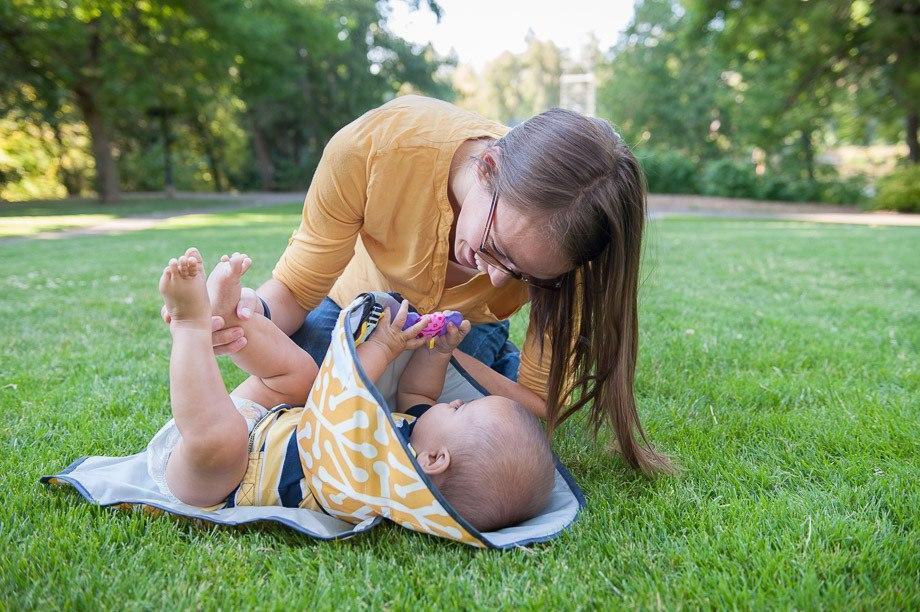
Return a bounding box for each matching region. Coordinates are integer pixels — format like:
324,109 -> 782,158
478,108 -> 673,475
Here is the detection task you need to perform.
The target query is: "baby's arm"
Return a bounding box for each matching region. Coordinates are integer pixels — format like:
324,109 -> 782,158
396,319 -> 470,412
355,299 -> 429,388
396,349 -> 452,411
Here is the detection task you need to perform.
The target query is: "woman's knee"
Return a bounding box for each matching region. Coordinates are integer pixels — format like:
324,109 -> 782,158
459,320 -> 511,366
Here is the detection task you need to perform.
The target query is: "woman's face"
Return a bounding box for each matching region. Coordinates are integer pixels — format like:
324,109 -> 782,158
453,181 -> 571,288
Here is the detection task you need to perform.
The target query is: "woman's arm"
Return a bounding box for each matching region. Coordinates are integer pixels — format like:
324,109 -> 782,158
453,350 -> 547,419
175,126 -> 369,353
253,278 -> 309,336
201,279 -> 308,355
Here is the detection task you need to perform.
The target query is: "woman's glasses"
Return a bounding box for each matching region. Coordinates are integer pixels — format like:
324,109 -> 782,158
477,188 -> 564,290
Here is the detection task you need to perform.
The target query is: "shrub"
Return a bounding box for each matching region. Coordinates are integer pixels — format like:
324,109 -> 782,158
872,166 -> 920,212
700,159 -> 759,198
636,149 -> 699,194
755,174 -> 792,201
821,175 -> 868,205
782,179 -> 824,202
756,171 -> 867,205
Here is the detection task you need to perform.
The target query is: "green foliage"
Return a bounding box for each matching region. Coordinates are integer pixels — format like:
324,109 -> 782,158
632,147 -> 868,204
598,0 -> 728,161
700,159 -> 759,198
817,174 -> 868,205
594,0 -> 917,204
0,0 -> 452,200
636,149 -> 699,194
0,113 -> 93,200
454,33 -> 563,124
873,166 -> 920,212
695,160 -> 868,204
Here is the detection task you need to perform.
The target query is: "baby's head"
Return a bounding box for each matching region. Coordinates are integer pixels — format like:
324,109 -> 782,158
409,395 -> 555,532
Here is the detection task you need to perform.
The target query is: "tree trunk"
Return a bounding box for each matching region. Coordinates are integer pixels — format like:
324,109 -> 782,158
74,85 -> 120,203
249,115 -> 274,191
159,114 -> 175,198
907,110 -> 919,164
801,129 -> 815,181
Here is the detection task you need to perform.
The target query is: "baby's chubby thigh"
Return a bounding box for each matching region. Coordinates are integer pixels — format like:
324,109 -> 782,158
147,396 -> 269,507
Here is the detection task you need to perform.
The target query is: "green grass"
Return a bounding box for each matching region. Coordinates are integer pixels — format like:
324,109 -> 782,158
1,206 -> 917,608
0,197 -> 244,237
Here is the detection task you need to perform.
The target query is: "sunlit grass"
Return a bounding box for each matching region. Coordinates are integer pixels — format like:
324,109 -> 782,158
0,213 -> 115,237
0,197 -> 246,238
1,206 -> 917,608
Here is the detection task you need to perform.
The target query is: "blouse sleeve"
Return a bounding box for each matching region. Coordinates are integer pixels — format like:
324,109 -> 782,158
517,322 -> 553,401
272,130 -> 368,310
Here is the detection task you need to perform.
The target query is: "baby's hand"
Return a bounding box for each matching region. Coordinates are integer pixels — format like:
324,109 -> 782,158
430,318 -> 471,355
366,299 -> 430,359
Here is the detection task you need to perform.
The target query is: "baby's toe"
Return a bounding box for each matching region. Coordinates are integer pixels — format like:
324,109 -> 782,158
178,255 -> 191,277
229,253 -> 247,276
185,247 -> 202,264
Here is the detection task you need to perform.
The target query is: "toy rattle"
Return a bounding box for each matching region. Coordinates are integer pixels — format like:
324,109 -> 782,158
403,310 -> 464,349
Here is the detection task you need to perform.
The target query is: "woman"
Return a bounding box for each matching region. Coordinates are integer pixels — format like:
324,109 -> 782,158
183,95 -> 671,474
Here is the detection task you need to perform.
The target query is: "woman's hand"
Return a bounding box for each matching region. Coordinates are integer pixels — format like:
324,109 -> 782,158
161,287 -> 263,355
364,299 -> 429,360
430,318 -> 472,355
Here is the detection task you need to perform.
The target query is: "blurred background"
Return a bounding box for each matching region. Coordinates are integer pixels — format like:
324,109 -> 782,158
1,0 -> 917,211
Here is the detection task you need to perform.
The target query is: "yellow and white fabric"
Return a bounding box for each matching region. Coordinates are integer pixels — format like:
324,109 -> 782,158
42,293 -> 584,548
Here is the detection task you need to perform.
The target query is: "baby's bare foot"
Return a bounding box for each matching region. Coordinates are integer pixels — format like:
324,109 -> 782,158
207,252 -> 252,321
159,247 -> 211,327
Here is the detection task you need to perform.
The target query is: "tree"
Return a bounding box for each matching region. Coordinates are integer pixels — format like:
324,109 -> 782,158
0,1 -> 244,201
597,0 -> 729,161
455,32 -> 563,124
0,0 -> 450,200
691,0 -> 920,164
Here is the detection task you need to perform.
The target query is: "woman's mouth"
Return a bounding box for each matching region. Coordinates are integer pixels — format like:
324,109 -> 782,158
459,242 -> 477,269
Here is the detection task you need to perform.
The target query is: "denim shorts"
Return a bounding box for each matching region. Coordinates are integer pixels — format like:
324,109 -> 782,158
289,297 -> 521,381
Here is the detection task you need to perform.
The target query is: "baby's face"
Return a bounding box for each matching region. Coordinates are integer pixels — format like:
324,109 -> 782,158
408,395 -> 510,451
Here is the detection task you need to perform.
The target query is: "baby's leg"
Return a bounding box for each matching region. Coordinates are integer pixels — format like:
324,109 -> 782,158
208,253 -> 318,407
159,248 -> 249,507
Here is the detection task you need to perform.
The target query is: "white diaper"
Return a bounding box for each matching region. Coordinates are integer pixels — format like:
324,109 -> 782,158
145,396 -> 269,504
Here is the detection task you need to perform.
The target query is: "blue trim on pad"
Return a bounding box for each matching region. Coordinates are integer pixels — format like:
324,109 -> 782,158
41,470 -> 379,542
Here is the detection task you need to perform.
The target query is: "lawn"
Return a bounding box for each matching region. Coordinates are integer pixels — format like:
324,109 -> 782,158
1,204 -> 917,608
0,197 -> 252,238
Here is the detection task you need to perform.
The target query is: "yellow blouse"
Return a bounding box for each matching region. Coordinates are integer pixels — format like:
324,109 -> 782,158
273,95 -> 551,398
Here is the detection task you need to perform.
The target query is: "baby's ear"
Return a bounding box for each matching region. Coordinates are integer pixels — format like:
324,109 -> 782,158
417,448 -> 451,475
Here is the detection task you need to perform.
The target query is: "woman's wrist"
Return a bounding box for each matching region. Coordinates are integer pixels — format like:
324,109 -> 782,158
258,296 -> 271,320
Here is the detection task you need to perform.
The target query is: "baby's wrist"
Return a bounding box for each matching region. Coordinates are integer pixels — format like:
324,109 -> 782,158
432,345 -> 455,357
365,337 -> 401,362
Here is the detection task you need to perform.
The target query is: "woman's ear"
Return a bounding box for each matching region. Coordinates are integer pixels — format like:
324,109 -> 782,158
417,448 -> 451,475
476,145 -> 501,183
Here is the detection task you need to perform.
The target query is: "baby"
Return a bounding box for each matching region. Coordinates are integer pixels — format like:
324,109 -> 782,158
155,247 -> 554,531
